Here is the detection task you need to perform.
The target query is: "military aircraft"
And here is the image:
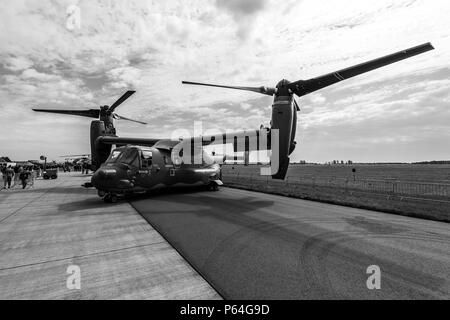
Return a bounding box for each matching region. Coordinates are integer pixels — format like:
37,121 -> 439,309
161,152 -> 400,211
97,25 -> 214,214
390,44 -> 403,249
33,43 -> 433,203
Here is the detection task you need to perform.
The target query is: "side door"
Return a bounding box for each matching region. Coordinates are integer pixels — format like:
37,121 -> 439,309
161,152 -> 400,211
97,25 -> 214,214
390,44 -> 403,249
135,149 -> 154,188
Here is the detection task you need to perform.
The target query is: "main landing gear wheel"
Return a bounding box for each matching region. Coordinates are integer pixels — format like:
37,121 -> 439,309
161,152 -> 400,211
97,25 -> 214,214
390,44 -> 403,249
208,182 -> 219,191
103,194 -> 118,203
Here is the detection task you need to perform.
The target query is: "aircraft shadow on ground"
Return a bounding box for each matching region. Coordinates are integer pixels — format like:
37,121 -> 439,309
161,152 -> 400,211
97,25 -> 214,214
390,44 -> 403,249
57,197 -> 117,213
129,188 -> 446,298
53,186 -> 210,213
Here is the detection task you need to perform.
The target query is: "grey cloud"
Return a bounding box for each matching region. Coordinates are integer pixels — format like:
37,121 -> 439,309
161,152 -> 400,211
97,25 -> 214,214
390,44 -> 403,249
216,0 -> 267,16
215,0 -> 268,39
83,74 -> 109,91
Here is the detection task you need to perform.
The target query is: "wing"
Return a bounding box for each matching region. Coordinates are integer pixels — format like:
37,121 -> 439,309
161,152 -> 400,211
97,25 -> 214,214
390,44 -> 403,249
96,130 -> 271,152
182,128 -> 271,152
97,136 -> 161,147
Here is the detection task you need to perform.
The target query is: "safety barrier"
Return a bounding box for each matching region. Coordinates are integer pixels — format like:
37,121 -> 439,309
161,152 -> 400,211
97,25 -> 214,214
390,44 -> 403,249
222,172 -> 450,199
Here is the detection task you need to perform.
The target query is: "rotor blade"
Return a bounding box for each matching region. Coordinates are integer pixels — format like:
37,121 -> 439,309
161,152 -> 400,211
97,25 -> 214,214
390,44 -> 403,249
60,154 -> 91,158
182,81 -> 276,96
114,113 -> 147,125
288,42 -> 434,97
109,90 -> 136,112
32,108 -> 100,118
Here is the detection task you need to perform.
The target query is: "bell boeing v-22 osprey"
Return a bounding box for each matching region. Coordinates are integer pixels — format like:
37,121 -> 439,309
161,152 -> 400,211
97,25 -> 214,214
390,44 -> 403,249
33,43 -> 433,203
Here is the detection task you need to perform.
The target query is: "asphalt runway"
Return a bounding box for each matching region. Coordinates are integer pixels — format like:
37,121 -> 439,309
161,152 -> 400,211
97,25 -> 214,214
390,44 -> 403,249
131,187 -> 450,299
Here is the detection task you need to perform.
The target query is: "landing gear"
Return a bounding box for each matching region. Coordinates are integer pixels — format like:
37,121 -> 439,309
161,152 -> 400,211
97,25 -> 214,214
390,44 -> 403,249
103,193 -> 118,203
208,182 -> 219,191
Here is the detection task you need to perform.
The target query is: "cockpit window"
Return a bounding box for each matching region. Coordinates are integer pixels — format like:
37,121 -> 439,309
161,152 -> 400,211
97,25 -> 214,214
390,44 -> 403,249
142,150 -> 152,159
141,149 -> 153,168
119,149 -> 139,167
106,150 -> 122,163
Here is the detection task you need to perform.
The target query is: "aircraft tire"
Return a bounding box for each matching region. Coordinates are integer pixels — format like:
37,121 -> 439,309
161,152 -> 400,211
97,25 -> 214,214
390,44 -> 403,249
110,195 -> 118,203
103,194 -> 111,203
208,182 -> 219,191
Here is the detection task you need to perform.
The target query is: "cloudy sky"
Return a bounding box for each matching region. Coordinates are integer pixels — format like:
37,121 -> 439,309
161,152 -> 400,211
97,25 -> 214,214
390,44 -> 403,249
0,0 -> 449,163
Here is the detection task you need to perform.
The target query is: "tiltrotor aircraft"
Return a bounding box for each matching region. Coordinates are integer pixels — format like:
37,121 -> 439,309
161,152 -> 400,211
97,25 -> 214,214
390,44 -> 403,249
33,43 -> 433,202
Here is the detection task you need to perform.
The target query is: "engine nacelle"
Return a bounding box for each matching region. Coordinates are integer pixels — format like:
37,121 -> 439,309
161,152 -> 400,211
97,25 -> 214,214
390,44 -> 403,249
270,95 -> 297,179
90,120 -> 112,171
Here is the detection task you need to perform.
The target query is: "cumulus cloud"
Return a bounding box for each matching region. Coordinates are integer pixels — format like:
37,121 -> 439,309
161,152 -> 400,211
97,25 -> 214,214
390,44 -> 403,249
3,56 -> 34,72
0,0 -> 449,162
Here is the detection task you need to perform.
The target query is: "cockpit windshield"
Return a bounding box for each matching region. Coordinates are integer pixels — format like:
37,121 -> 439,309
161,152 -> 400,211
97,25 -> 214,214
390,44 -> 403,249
106,150 -> 122,163
105,148 -> 140,167
120,149 -> 139,167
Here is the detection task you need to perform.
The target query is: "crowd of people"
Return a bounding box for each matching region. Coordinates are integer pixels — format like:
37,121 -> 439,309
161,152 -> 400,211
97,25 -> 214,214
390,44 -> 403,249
1,161 -> 91,192
1,164 -> 38,190
62,161 -> 90,174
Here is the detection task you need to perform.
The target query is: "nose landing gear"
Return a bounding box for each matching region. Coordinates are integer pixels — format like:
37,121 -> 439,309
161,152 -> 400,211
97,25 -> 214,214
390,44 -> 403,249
208,181 -> 221,191
103,193 -> 118,203
98,189 -> 119,203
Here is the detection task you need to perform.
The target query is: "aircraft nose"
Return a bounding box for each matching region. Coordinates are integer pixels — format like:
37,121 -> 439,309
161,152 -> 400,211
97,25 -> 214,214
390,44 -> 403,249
91,168 -> 117,187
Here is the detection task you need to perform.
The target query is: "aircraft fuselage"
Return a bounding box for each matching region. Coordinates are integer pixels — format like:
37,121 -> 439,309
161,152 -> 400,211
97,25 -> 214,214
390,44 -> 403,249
91,145 -> 222,197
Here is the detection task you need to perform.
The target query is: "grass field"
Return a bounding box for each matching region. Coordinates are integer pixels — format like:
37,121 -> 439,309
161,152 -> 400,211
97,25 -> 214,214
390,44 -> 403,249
221,163 -> 450,222
223,163 -> 450,184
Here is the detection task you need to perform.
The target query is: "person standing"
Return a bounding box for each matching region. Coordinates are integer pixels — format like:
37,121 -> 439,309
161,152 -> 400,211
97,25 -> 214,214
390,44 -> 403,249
28,167 -> 35,188
5,166 -> 14,189
1,165 -> 7,190
19,168 -> 29,189
12,166 -> 20,188
83,162 -> 89,174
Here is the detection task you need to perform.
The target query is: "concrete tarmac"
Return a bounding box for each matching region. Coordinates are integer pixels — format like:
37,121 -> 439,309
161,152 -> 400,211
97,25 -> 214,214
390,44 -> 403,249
131,187 -> 450,299
0,173 -> 220,299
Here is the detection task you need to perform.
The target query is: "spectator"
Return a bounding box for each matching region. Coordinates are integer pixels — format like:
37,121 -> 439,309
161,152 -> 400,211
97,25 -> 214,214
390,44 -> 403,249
19,168 -> 30,189
27,167 -> 35,188
12,166 -> 21,188
5,166 -> 14,189
83,162 -> 89,174
1,164 -> 7,190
